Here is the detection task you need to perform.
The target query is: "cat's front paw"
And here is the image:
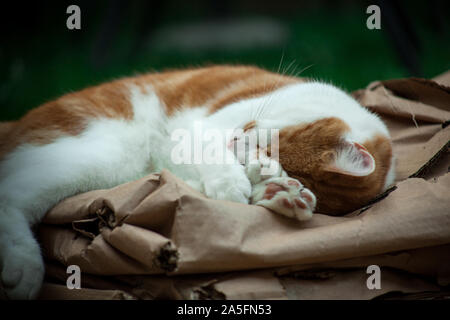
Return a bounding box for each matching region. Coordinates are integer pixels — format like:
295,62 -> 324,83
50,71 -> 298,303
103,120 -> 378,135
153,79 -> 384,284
251,177 -> 316,221
203,169 -> 252,204
1,244 -> 44,299
245,153 -> 286,185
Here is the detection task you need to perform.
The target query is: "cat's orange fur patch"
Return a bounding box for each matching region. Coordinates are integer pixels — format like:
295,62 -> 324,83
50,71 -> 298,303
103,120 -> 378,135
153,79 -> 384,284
1,65 -> 299,158
277,117 -> 392,214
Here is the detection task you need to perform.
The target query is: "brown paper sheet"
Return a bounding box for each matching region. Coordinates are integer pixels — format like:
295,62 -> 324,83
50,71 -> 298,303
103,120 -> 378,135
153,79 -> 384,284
279,268 -> 440,300
39,169 -> 450,276
38,283 -> 135,300
195,271 -> 288,300
33,72 -> 450,300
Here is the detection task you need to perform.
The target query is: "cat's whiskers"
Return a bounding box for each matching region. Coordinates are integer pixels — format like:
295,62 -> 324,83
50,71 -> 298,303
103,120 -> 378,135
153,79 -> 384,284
292,63 -> 314,78
281,59 -> 297,77
276,51 -> 285,75
255,61 -> 314,126
254,60 -> 295,122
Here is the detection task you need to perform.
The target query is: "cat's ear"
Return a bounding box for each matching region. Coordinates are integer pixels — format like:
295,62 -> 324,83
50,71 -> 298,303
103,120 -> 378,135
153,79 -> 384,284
324,141 -> 375,177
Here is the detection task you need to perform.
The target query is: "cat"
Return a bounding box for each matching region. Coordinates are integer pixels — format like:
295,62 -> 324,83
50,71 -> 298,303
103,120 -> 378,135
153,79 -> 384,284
0,65 -> 395,299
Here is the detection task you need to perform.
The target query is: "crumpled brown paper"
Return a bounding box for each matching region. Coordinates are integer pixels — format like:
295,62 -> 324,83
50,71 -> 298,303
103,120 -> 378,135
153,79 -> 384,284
37,71 -> 450,300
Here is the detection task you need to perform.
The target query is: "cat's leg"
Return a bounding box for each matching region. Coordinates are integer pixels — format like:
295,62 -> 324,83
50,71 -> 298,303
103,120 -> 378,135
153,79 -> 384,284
0,162 -> 138,299
0,129 -> 151,299
0,206 -> 44,300
163,117 -> 253,204
245,150 -> 317,221
200,162 -> 252,204
171,149 -> 252,204
251,177 -> 316,221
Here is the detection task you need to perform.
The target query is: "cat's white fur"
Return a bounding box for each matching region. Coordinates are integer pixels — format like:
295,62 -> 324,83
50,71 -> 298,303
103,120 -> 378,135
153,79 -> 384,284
0,82 -> 395,299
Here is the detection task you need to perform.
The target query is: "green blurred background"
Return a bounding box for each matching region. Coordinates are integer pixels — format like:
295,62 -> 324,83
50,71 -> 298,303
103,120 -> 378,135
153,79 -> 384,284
1,0 -> 449,121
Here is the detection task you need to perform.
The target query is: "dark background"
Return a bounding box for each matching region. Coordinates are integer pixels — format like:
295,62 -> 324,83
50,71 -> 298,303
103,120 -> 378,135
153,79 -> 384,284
0,0 -> 449,121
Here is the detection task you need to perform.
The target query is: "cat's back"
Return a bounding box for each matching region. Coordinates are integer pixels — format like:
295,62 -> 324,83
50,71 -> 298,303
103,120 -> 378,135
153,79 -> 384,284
0,65 -> 300,159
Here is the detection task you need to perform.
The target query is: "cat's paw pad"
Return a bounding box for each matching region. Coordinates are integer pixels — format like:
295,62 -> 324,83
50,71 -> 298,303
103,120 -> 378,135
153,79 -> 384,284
1,247 -> 44,299
251,177 -> 316,221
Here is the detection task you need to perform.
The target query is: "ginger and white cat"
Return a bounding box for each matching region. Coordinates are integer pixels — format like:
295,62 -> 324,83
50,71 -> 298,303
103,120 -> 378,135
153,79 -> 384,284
0,65 -> 395,299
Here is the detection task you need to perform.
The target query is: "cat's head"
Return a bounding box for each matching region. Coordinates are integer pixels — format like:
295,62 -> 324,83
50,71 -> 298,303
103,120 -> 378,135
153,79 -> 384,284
273,117 -> 394,215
